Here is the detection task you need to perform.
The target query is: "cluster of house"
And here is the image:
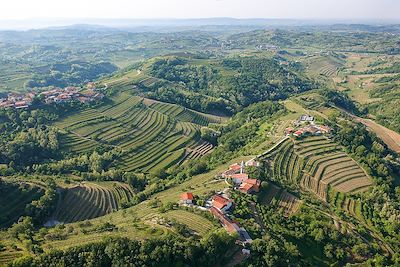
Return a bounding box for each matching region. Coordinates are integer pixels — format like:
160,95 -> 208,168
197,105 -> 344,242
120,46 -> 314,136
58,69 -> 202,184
0,92 -> 35,109
284,114 -> 332,138
41,86 -> 103,104
179,159 -> 262,245
221,160 -> 261,194
180,191 -> 252,244
0,83 -> 104,110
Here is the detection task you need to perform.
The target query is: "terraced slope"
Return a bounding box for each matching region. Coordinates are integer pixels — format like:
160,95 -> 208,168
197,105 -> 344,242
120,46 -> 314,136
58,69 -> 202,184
261,136 -> 373,201
260,183 -> 301,216
55,92 -> 220,173
53,182 -> 135,223
144,99 -> 224,126
0,182 -> 44,228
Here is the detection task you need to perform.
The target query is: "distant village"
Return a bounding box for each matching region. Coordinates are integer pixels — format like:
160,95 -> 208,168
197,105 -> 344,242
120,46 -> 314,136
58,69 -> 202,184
0,82 -> 104,110
285,114 -> 332,138
179,159 -> 261,252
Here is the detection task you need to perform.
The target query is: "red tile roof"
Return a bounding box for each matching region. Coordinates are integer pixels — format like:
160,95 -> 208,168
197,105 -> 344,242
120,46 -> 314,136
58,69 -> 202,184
229,173 -> 249,180
212,195 -> 231,210
180,192 -> 194,200
209,207 -> 240,234
229,163 -> 242,171
239,183 -> 254,193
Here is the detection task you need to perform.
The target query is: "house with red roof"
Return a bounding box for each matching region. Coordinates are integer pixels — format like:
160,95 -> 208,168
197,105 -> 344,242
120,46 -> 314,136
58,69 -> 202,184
239,179 -> 261,194
293,129 -> 304,137
284,127 -> 294,136
222,162 -> 245,177
212,195 -> 232,213
180,192 -> 194,204
319,125 -> 332,134
14,101 -> 29,109
210,207 -> 241,234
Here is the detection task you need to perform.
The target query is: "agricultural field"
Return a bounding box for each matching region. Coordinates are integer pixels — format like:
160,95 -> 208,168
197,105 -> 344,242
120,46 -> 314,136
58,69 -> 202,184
162,209 -> 216,236
260,182 -> 301,216
261,136 -> 373,201
0,181 -> 44,228
305,54 -> 345,78
52,182 -> 135,223
55,92 -> 222,173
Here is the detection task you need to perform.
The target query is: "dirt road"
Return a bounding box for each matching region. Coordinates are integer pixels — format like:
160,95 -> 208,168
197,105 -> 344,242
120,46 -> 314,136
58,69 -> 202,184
353,117 -> 400,153
336,107 -> 400,153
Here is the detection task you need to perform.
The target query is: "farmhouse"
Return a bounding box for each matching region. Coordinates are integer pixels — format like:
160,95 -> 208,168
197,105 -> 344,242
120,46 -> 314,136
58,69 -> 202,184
239,179 -> 261,194
319,125 -> 332,134
212,195 -> 232,213
284,127 -> 294,135
180,192 -> 194,204
222,162 -> 245,177
293,129 -> 304,137
210,207 -> 240,234
299,114 -> 314,122
14,101 -> 29,109
304,125 -> 321,135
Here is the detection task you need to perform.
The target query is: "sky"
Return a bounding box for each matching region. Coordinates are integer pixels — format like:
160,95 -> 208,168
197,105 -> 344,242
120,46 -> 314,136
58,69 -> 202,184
0,0 -> 399,21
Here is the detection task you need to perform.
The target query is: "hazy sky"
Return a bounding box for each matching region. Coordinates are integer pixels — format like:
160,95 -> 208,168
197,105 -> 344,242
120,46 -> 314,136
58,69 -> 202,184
1,0 -> 399,20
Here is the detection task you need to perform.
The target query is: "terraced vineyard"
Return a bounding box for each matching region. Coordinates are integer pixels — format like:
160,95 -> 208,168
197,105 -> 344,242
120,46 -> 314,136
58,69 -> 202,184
180,140 -> 214,163
0,182 -> 44,228
261,183 -> 301,216
56,92 -> 220,173
307,55 -> 344,78
329,191 -> 376,228
53,182 -> 135,223
144,99 -> 224,126
261,136 -> 373,201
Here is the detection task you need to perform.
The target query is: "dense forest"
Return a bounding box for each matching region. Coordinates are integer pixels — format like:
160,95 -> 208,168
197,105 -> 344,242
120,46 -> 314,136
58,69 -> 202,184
26,61 -> 118,88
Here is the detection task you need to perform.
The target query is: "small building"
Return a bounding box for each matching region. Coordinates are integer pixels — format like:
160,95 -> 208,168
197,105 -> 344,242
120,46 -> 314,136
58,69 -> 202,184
228,173 -> 249,184
293,130 -> 304,137
210,207 -> 241,234
319,125 -> 332,134
212,195 -> 233,213
180,192 -> 194,204
245,159 -> 260,167
284,127 -> 294,135
239,179 -> 261,194
299,114 -> 314,122
14,101 -> 29,109
305,125 -> 321,135
222,162 -> 245,177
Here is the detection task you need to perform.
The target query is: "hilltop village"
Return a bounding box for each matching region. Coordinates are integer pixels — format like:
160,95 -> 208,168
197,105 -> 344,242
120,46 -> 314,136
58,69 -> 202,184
0,82 -> 104,110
